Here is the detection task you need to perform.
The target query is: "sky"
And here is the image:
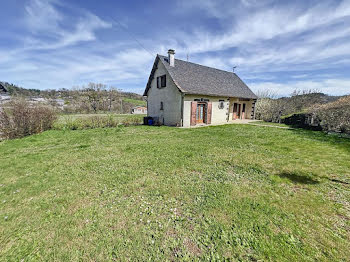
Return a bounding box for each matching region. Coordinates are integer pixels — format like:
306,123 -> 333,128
0,0 -> 350,96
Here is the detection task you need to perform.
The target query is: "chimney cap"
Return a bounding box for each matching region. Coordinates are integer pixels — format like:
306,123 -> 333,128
168,49 -> 175,54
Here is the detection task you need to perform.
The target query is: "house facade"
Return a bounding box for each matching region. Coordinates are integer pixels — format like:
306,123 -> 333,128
144,50 -> 257,127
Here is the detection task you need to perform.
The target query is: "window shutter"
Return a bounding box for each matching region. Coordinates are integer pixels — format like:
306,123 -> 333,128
206,102 -> 212,124
156,77 -> 159,88
190,102 -> 197,126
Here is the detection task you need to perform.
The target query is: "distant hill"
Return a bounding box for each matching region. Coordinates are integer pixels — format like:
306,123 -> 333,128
0,82 -> 41,96
255,92 -> 346,123
0,81 -> 146,114
278,93 -> 342,116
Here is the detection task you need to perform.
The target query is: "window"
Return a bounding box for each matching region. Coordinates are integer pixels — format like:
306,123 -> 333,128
157,75 -> 166,88
218,100 -> 225,109
160,101 -> 164,110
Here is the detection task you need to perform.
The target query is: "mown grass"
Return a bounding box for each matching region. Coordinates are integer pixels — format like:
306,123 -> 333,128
0,124 -> 349,261
250,121 -> 290,128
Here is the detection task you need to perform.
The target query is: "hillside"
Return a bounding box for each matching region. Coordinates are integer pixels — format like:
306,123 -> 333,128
0,82 -> 41,96
0,125 -> 349,260
0,81 -> 146,113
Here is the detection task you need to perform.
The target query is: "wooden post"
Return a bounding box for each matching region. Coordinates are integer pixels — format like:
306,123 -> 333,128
190,102 -> 197,126
206,102 -> 212,124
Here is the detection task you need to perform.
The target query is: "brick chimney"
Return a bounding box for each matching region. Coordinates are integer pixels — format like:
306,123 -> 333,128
168,49 -> 175,67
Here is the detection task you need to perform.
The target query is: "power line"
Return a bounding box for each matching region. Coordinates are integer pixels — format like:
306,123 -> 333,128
108,16 -> 155,58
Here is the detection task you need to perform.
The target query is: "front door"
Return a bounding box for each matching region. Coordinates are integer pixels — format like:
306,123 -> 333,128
237,104 -> 242,119
233,103 -> 238,119
196,103 -> 205,124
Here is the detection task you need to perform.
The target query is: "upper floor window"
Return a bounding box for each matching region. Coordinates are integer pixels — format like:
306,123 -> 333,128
157,75 -> 166,88
160,101 -> 164,110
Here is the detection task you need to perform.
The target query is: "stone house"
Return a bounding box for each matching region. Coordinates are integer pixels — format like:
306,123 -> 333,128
143,49 -> 257,127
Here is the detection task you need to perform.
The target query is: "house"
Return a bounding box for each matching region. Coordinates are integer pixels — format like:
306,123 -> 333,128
131,106 -> 147,114
0,83 -> 8,93
143,49 -> 258,127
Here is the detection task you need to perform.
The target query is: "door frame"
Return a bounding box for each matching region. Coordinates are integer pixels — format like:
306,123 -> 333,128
196,102 -> 206,124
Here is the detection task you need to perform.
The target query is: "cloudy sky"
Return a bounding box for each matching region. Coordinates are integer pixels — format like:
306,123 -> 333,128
1,0 -> 350,96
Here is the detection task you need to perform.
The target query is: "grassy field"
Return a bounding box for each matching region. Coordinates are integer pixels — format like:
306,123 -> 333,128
0,124 -> 349,261
123,98 -> 147,106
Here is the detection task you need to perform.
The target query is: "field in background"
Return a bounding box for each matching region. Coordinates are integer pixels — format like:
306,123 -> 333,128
122,98 -> 147,106
0,124 -> 349,260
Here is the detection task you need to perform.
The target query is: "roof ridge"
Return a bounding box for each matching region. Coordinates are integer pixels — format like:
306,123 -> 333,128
157,54 -> 237,76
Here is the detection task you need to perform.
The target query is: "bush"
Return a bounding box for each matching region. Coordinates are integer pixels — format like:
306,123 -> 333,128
310,96 -> 350,133
53,115 -> 120,130
53,114 -> 144,130
0,100 -> 57,139
122,115 -> 143,126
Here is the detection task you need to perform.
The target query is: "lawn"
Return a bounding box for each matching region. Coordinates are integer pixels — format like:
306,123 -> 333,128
0,124 -> 349,261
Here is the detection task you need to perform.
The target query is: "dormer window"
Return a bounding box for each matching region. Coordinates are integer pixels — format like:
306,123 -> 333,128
157,75 -> 166,88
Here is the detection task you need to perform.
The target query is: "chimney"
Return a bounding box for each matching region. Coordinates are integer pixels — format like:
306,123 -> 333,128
168,49 -> 175,67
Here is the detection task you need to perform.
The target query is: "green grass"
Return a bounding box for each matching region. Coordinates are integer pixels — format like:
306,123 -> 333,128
123,98 -> 146,106
0,125 -> 349,261
56,113 -> 145,123
250,121 -> 291,128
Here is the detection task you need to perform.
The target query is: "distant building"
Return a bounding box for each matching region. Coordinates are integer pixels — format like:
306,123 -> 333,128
0,83 -> 8,93
131,106 -> 147,114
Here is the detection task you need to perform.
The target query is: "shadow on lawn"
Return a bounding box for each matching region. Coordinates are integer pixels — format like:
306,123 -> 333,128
278,172 -> 320,184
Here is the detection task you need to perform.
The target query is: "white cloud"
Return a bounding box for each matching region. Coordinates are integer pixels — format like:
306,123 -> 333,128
24,0 -> 111,50
25,0 -> 62,33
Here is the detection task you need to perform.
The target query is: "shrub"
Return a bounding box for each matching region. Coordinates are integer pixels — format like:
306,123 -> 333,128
0,100 -> 57,139
53,115 -> 121,130
122,115 -> 143,126
310,96 -> 350,133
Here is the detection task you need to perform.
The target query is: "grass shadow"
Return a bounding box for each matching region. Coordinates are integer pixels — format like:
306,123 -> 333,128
278,171 -> 320,184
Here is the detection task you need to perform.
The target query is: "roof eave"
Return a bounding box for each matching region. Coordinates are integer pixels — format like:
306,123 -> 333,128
184,92 -> 257,99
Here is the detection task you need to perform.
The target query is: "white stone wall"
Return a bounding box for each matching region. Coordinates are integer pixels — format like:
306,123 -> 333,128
147,61 -> 182,126
183,95 -> 230,127
183,95 -> 255,127
228,98 -> 254,120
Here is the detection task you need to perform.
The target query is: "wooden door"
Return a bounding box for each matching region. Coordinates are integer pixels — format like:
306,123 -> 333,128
242,103 -> 246,119
233,103 -> 238,119
237,104 -> 242,119
196,103 -> 205,124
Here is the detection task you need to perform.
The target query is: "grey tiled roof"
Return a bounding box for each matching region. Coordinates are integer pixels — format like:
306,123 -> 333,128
144,55 -> 257,99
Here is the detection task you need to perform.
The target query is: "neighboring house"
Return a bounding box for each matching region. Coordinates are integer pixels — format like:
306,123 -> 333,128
131,106 -> 147,114
0,84 -> 10,104
0,83 -> 8,93
144,49 -> 258,127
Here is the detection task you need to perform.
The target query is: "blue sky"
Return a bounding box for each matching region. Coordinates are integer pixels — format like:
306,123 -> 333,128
1,0 -> 350,96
